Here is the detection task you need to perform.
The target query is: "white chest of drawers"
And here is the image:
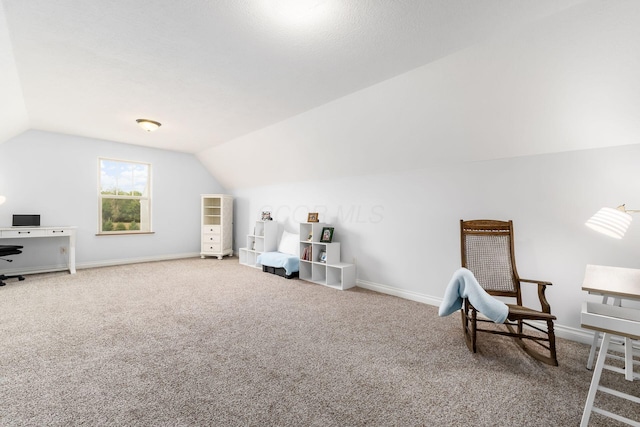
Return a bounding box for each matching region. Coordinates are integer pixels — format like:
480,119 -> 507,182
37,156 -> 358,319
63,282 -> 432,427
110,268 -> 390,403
200,195 -> 233,259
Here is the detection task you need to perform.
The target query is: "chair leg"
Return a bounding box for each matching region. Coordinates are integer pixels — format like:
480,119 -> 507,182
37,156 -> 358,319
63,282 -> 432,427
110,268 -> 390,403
504,318 -> 558,366
460,301 -> 478,353
0,273 -> 25,286
547,319 -> 558,366
470,308 -> 477,353
461,302 -> 474,353
460,308 -> 467,341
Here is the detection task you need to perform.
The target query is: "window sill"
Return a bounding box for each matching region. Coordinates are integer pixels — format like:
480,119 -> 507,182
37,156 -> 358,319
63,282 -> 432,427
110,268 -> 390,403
95,232 -> 155,236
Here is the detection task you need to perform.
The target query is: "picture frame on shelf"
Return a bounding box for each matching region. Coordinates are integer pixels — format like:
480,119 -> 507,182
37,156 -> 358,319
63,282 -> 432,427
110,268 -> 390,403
318,250 -> 327,263
320,227 -> 334,243
261,211 -> 272,221
307,212 -> 319,222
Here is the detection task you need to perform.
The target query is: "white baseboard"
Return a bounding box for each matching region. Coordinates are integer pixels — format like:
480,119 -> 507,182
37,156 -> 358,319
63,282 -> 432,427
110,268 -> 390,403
1,253 -> 202,277
77,252 -> 201,270
357,279 -> 443,306
356,279 -> 595,345
1,264 -> 71,276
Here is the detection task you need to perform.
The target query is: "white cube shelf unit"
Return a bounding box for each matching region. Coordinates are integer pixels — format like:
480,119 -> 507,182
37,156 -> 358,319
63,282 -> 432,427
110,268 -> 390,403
238,220 -> 278,268
299,222 -> 356,290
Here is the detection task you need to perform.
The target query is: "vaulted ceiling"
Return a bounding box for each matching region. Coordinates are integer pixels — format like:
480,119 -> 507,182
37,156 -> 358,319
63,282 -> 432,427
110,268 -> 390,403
1,0 -> 586,154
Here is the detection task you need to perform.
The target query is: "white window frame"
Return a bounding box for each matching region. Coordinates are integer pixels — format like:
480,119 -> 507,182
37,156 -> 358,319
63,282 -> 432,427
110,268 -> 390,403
97,157 -> 153,235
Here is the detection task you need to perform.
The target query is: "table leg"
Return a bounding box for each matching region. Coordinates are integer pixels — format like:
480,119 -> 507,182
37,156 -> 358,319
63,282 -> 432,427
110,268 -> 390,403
625,337 -> 634,381
581,333 -> 612,426
68,232 -> 76,274
587,295 -> 609,370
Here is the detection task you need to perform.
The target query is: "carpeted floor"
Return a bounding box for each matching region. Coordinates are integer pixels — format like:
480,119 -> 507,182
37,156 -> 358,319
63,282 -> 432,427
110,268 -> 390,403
0,257 -> 637,426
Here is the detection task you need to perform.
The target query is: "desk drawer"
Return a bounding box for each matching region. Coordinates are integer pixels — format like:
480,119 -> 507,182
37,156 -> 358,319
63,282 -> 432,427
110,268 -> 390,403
47,229 -> 71,236
1,229 -> 46,238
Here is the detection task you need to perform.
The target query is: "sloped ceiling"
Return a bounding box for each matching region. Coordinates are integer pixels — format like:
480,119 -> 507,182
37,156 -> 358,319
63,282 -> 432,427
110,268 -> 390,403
1,0 -> 585,156
199,0 -> 640,189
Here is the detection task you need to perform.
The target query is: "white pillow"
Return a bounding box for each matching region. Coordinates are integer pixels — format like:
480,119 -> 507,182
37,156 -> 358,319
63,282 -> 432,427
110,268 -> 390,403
278,230 -> 300,256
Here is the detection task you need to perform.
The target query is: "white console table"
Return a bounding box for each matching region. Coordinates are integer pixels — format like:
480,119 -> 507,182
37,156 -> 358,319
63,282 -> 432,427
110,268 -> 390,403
0,226 -> 77,274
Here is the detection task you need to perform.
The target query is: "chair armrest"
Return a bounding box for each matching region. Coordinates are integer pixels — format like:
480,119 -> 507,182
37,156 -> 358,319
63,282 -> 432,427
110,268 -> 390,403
519,279 -> 553,314
520,278 -> 552,286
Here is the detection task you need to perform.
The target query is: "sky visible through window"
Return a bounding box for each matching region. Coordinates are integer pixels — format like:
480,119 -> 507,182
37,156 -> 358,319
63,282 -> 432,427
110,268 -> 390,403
100,159 -> 148,195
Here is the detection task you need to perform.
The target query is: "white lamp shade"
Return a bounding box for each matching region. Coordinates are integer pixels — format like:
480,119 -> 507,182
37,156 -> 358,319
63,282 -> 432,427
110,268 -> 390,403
585,207 -> 632,239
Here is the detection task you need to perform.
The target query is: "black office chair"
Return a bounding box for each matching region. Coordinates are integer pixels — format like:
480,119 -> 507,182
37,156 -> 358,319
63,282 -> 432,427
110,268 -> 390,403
0,245 -> 25,286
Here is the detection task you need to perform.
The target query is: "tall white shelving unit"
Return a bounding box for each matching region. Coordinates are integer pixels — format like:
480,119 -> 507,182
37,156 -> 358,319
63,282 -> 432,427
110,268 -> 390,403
238,220 -> 278,268
200,194 -> 233,259
299,222 -> 356,290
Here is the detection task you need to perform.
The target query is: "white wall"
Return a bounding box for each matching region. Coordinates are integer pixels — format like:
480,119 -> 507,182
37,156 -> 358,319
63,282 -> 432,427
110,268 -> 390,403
0,130 -> 225,270
0,0 -> 28,143
195,1 -> 640,342
233,143 -> 640,341
199,0 -> 640,191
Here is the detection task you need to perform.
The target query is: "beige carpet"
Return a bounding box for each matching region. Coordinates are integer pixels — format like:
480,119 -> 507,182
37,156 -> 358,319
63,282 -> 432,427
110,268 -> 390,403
0,257 -> 637,426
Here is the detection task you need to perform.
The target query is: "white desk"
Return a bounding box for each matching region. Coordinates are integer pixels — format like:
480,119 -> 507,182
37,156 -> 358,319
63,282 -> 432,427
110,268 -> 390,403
0,226 -> 77,274
580,264 -> 640,427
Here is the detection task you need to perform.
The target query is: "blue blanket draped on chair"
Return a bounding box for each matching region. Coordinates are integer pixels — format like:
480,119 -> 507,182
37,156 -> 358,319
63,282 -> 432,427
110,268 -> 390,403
438,268 -> 508,324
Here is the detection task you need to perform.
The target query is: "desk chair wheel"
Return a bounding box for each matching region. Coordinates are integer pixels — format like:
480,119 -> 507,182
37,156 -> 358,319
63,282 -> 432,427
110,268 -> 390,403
19,277 -> 25,281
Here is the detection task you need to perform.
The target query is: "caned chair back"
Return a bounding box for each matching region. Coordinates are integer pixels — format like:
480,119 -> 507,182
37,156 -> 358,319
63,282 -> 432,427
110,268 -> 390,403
460,220 -> 520,299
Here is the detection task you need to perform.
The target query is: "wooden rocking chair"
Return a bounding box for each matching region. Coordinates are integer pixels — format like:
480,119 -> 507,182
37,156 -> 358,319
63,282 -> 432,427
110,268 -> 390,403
460,220 -> 558,366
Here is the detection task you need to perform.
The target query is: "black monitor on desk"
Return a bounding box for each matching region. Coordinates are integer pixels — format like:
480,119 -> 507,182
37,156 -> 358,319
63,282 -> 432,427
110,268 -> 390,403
12,214 -> 40,227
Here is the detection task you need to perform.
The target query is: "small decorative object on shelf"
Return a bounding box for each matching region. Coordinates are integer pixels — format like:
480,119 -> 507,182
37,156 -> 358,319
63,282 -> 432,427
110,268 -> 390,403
320,227 -> 334,243
261,211 -> 272,221
307,212 -> 319,222
318,250 -> 327,263
307,232 -> 313,241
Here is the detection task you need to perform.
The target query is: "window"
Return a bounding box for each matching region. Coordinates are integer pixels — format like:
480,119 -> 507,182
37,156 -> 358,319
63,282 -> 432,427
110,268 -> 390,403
98,158 -> 152,234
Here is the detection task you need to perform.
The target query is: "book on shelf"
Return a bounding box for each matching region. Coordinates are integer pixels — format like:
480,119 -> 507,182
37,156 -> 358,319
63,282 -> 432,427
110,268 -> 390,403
301,245 -> 312,261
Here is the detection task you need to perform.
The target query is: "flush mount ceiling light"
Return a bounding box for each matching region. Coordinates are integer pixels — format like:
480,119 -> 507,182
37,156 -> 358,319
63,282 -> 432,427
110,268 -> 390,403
136,119 -> 161,132
585,204 -> 640,239
263,0 -> 330,27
